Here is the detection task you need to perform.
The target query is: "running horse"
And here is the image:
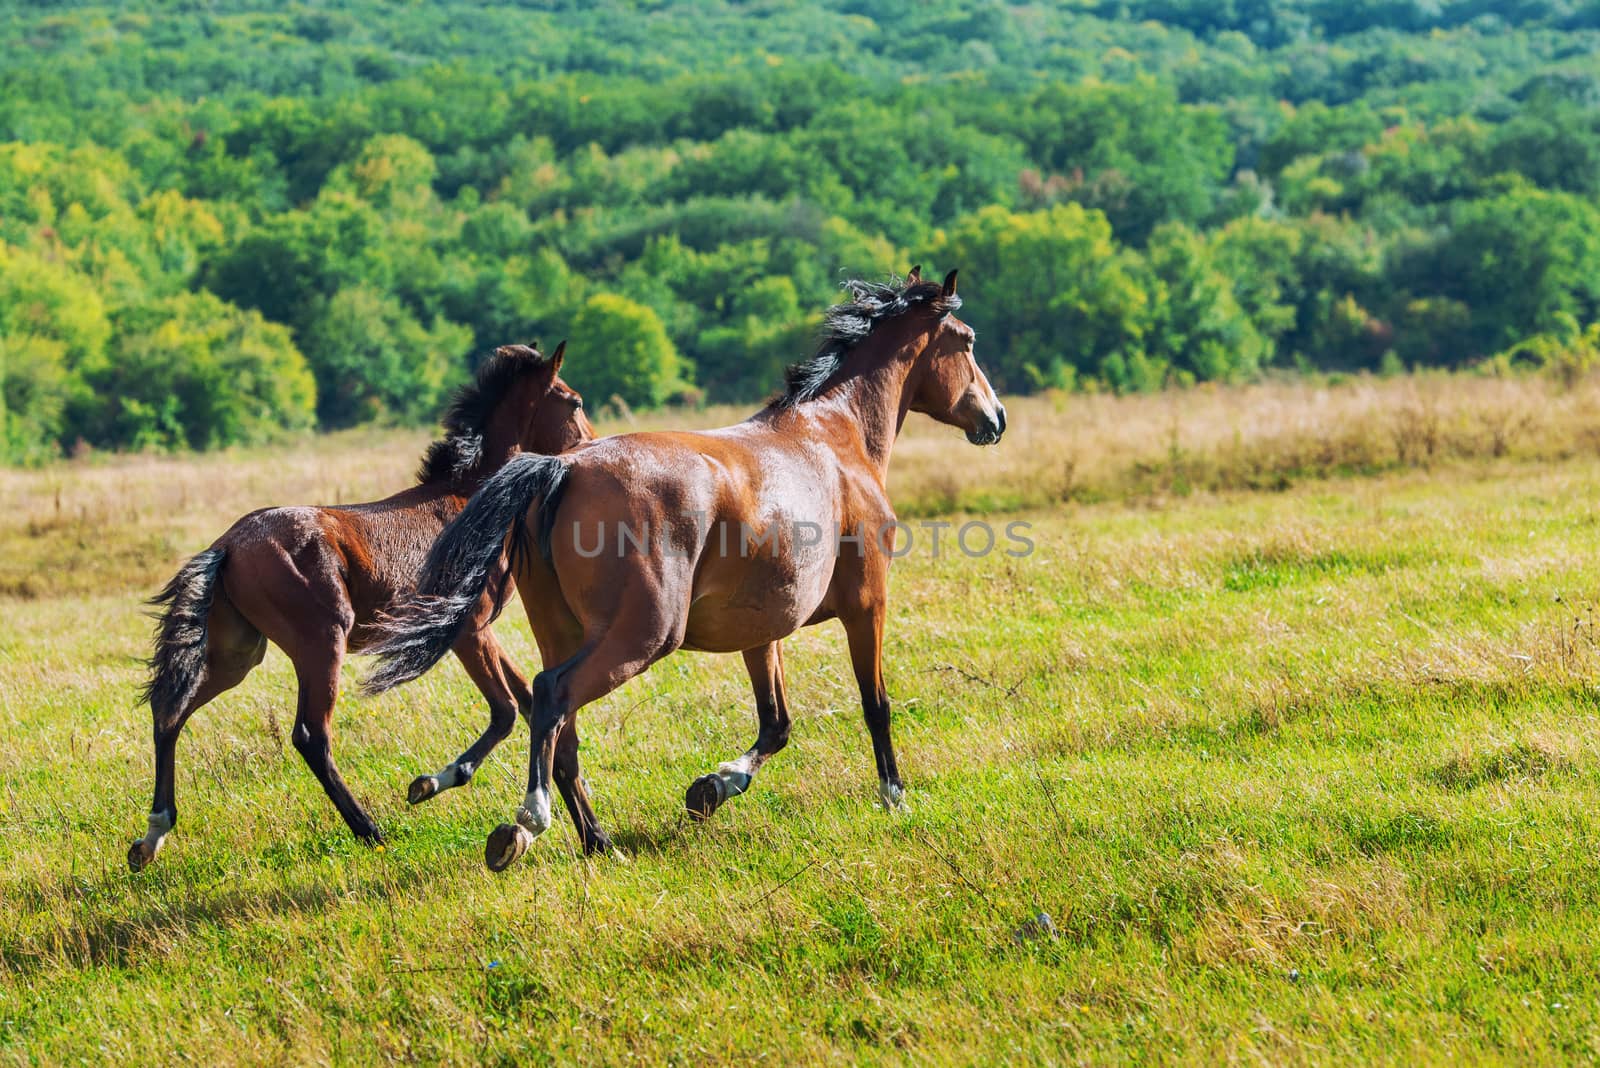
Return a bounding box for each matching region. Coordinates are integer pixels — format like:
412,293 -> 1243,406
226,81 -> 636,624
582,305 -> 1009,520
367,268 -> 1005,870
128,342 -> 594,871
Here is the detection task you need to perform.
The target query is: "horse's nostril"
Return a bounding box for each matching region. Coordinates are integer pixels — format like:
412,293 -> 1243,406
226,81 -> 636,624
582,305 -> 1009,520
997,405 -> 1008,435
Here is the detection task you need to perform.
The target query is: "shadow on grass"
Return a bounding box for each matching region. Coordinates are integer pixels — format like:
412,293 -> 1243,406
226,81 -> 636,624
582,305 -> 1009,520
0,836 -> 439,978
607,814 -> 693,858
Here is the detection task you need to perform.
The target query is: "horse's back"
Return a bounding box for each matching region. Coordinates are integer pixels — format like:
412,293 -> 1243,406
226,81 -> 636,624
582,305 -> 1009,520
561,424 -> 839,514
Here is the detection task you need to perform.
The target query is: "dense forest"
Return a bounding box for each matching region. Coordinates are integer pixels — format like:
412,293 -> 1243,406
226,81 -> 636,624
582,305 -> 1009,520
3,1 -> 1600,461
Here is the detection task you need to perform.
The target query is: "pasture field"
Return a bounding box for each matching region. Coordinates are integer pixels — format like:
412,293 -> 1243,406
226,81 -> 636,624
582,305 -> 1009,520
3,374 -> 1600,1064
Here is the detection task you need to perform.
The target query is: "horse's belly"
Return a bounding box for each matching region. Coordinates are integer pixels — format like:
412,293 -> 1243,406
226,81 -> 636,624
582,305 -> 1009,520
681,553 -> 830,652
680,605 -> 796,653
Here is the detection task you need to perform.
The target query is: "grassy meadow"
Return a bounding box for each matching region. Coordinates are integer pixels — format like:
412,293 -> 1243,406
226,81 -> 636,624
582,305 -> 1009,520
3,373 -> 1600,1063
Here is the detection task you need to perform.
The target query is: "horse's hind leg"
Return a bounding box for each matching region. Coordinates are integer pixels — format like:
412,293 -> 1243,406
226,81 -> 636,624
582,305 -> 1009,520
686,641 -> 791,821
408,635 -> 528,805
129,597 -> 264,871
552,717 -> 613,856
486,626 -> 674,871
289,635 -> 383,844
515,632 -> 615,856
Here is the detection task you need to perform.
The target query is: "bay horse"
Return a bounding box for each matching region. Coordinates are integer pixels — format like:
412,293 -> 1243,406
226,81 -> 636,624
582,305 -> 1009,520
367,268 -> 1005,870
128,342 -> 594,871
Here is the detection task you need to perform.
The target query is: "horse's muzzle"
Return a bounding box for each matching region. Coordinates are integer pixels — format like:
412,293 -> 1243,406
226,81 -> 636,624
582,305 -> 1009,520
965,403 -> 1006,446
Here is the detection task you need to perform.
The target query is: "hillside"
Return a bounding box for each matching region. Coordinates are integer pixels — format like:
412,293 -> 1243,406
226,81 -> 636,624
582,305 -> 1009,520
3,1 -> 1600,461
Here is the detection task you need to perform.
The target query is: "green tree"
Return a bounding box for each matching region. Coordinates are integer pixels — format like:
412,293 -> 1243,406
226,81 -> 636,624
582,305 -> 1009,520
1489,96 -> 1600,198
1284,214 -> 1386,369
328,133 -> 439,213
460,200 -> 534,259
692,274 -> 811,403
0,242 -> 110,460
299,285 -> 471,427
1258,102 -> 1385,177
204,192 -> 392,330
1210,216 -> 1304,353
439,247 -> 581,354
1144,223 -> 1269,384
1392,187 -> 1600,357
567,293 -> 686,410
10,0 -> 1600,463
1010,80 -> 1234,244
96,292 -> 317,450
933,203 -> 1152,391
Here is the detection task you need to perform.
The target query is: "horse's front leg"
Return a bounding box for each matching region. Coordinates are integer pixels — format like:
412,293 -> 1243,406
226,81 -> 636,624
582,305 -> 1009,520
686,641 -> 792,820
840,603 -> 905,811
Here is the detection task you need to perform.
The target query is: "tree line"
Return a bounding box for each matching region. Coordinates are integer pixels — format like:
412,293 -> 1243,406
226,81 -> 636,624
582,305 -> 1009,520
3,1 -> 1599,462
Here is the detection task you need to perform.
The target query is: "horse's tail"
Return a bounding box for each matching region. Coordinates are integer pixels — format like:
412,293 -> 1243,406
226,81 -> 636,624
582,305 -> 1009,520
365,453 -> 570,695
142,547 -> 228,724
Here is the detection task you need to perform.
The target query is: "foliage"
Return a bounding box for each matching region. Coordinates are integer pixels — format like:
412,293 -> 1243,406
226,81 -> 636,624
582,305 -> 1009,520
566,293 -> 686,410
1393,187 -> 1600,355
103,292 -> 317,450
1489,314 -> 1600,388
933,203 -> 1154,391
299,286 -> 469,428
4,1 -> 1600,459
1145,223 -> 1270,386
0,242 -> 110,462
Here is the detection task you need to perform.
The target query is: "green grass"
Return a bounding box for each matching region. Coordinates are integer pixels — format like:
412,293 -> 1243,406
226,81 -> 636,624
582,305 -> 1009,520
3,447 -> 1600,1063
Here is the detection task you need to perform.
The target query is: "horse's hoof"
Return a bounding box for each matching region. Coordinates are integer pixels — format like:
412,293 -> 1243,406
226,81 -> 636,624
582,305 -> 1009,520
486,822 -> 532,872
582,827 -> 624,859
685,774 -> 725,821
127,840 -> 155,873
408,775 -> 439,806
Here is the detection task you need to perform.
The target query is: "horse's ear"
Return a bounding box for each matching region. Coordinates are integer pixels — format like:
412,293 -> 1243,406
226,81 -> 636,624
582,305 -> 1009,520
941,269 -> 958,298
906,264 -> 922,285
549,339 -> 566,374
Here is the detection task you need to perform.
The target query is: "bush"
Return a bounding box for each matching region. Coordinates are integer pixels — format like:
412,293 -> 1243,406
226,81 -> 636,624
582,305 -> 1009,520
0,243 -> 111,462
1489,316 -> 1600,390
566,293 -> 687,410
97,292 -> 317,450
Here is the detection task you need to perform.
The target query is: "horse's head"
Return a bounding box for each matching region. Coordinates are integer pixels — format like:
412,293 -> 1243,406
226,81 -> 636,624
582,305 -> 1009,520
417,342 -> 594,486
493,341 -> 595,456
906,269 -> 1006,446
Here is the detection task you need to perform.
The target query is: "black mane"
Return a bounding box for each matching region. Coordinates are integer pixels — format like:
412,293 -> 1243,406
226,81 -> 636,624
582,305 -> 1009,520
772,275 -> 961,408
416,344 -> 549,484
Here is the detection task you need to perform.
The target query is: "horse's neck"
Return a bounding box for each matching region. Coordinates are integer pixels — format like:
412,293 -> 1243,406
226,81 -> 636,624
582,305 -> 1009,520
827,335 -> 923,478
474,413 -> 529,480
420,430 -> 520,494
480,435 -> 524,476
